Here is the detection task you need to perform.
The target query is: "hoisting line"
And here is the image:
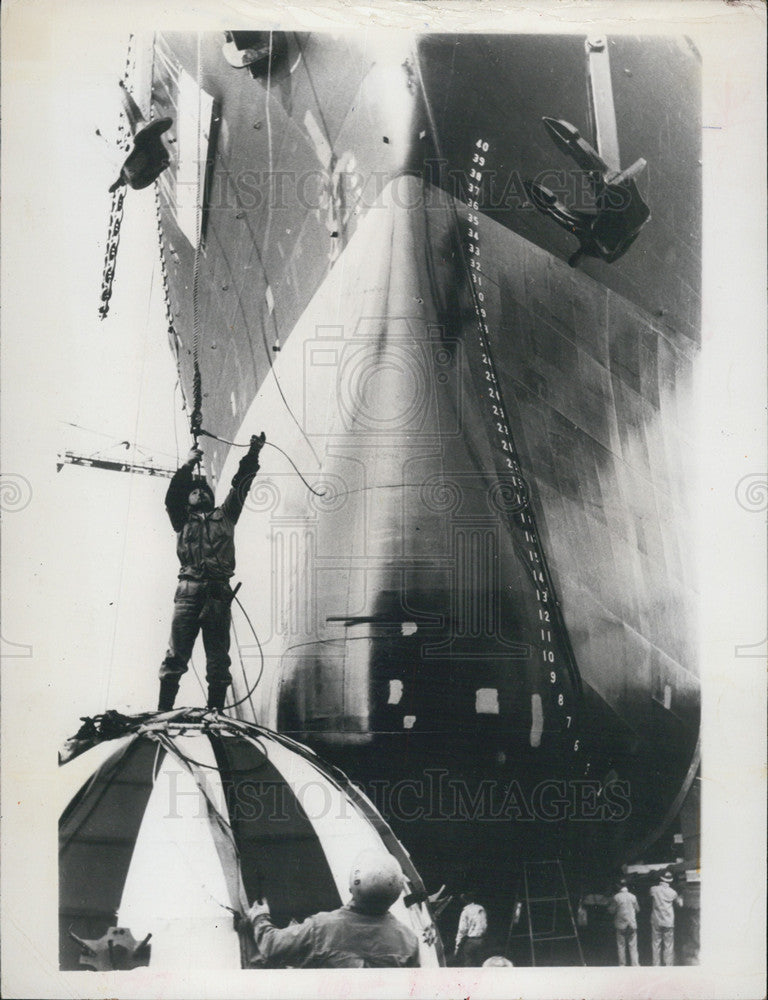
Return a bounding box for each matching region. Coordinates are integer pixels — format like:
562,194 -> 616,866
198,429 -> 326,497
189,33 -> 205,466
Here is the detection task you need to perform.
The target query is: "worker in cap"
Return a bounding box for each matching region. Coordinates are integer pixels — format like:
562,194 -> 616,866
247,849 -> 420,968
649,870 -> 683,966
157,433 -> 265,712
608,877 -> 640,966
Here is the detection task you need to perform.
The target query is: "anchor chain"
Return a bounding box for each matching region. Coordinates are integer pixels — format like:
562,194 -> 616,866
98,190 -> 127,319
97,35 -> 136,320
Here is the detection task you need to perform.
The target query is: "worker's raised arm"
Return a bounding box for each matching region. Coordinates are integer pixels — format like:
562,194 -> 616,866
221,432 -> 266,524
249,899 -> 316,967
165,447 -> 201,531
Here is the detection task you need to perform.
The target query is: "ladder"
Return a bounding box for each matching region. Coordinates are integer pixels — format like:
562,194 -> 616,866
507,860 -> 585,966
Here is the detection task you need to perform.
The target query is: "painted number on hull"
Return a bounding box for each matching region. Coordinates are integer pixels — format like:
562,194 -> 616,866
464,136 -> 579,757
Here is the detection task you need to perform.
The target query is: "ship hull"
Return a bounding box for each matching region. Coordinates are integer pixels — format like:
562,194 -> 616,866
148,29 -> 701,916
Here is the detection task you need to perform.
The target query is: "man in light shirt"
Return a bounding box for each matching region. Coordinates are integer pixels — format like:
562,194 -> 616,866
608,878 -> 640,966
649,870 -> 683,965
454,891 -> 487,966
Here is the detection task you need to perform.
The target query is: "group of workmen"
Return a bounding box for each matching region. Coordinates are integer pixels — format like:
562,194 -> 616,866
608,871 -> 684,966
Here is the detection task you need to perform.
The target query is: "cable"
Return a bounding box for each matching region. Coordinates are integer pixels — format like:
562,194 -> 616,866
190,34 -> 204,441
224,594 -> 265,710
103,261 -> 156,709
188,653 -> 207,699
155,728 -> 269,776
230,614 -> 257,719
60,421 -> 179,462
260,29 -> 274,264
198,429 -> 326,497
172,379 -> 181,468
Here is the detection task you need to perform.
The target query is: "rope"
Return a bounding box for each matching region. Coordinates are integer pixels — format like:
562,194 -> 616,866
259,30 -> 275,264
221,32 -> 323,468
172,380 -> 181,468
103,262 -> 157,710
189,35 -> 205,442
225,594 -> 266,711
175,594 -> 263,715
154,184 -> 184,385
154,727 -> 269,776
229,613 -> 258,718
189,653 -> 207,699
199,429 -> 326,497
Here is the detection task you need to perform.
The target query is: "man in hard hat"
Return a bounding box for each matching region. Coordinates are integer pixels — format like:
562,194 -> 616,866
157,433 -> 265,712
247,849 -> 420,967
608,877 -> 640,966
649,870 -> 683,966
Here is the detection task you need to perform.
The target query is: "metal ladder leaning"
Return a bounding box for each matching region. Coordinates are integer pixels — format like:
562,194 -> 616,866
507,860 -> 585,966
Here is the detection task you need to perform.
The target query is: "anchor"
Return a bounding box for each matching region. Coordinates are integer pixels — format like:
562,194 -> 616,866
109,81 -> 173,193
525,117 -> 650,267
525,36 -> 650,266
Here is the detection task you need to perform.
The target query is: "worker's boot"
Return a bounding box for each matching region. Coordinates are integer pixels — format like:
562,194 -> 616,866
207,682 -> 229,712
157,678 -> 180,712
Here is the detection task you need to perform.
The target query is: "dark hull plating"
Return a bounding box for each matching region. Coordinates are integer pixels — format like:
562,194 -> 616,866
148,30 -> 700,908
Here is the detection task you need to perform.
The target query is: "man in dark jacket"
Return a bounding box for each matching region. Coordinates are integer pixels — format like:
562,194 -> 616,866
157,433 -> 265,712
246,849 -> 420,968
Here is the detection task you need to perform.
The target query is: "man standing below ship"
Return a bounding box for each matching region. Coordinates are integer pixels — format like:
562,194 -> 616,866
157,432 -> 266,712
453,890 -> 488,966
649,870 -> 683,966
608,878 -> 640,966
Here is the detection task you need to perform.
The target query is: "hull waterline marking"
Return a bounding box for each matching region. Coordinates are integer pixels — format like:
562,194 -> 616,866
463,134 -> 582,758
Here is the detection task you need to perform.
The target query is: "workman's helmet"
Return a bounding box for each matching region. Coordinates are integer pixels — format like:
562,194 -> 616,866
348,849 -> 404,914
188,480 -> 215,507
